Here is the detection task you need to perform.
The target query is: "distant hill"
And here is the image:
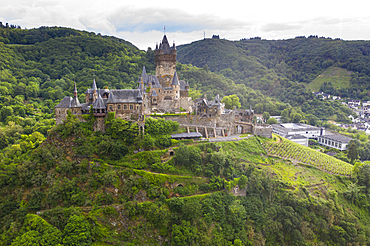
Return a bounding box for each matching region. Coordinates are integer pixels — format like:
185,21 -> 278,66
177,37 -> 370,101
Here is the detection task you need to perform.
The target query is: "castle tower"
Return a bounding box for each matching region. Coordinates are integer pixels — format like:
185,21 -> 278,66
171,71 -> 180,99
155,35 -> 177,88
92,77 -> 98,102
70,81 -> 82,114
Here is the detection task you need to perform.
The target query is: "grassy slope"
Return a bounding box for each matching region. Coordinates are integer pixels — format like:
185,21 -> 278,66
263,134 -> 353,176
307,66 -> 352,91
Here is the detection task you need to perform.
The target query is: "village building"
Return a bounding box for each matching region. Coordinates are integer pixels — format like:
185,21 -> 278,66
272,123 -> 325,139
318,134 -> 352,151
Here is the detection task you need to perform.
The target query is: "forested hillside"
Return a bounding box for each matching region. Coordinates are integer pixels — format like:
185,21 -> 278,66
2,113 -> 370,245
2,25 -> 370,245
177,36 -> 370,101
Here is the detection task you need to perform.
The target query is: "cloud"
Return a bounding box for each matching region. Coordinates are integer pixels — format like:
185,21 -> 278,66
261,23 -> 302,32
78,13 -> 116,34
106,6 -> 249,33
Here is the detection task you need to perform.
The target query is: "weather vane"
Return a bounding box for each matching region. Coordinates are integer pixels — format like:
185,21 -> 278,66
164,26 -> 166,35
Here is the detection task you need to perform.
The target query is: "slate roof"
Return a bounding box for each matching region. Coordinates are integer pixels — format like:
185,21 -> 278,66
106,91 -> 116,104
81,103 -> 91,111
287,134 -> 307,140
159,35 -> 172,55
106,89 -> 144,104
70,96 -> 81,108
320,134 -> 352,144
92,93 -> 106,109
172,71 -> 179,85
55,96 -> 73,108
150,75 -> 162,88
179,80 -> 188,91
92,78 -> 97,90
151,89 -> 158,97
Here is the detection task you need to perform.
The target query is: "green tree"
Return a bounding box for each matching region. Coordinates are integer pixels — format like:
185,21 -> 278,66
345,183 -> 364,204
266,117 -> 278,125
238,175 -> 248,189
262,111 -> 270,122
1,106 -> 13,122
63,215 -> 92,246
0,131 -> 9,149
11,214 -> 62,246
291,113 -> 302,123
222,94 -> 241,109
172,220 -> 198,246
348,142 -> 358,162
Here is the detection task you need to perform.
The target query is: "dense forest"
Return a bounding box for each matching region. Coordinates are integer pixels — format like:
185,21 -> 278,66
177,36 -> 370,105
2,25 -> 370,245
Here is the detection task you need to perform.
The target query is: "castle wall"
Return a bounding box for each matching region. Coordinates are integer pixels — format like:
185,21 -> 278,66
55,108 -> 68,125
156,99 -> 179,113
94,117 -> 106,132
253,125 -> 273,138
179,97 -> 193,113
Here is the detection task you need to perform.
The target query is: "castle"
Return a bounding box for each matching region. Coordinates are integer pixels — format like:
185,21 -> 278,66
55,35 -> 269,137
55,35 -> 193,131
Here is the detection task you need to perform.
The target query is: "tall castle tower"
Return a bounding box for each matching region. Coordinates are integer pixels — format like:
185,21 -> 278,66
155,35 -> 177,88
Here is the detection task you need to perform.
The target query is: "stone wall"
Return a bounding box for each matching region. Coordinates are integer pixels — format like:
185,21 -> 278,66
179,97 -> 193,113
160,114 -> 253,137
156,99 -> 179,113
253,125 -> 273,138
94,117 -> 106,132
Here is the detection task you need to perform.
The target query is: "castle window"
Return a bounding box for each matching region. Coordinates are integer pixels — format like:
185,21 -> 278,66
137,105 -> 139,110
153,98 -> 157,102
118,105 -> 121,110
124,105 -> 127,110
159,89 -> 160,93
130,105 -> 133,110
109,105 -> 113,111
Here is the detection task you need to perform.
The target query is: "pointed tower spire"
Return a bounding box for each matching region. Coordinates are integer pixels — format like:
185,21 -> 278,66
73,81 -> 78,97
172,71 -> 179,86
92,76 -> 97,91
141,66 -> 147,79
107,91 -> 116,104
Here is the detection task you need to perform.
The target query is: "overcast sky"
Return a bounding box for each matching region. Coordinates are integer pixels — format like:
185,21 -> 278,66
1,0 -> 370,50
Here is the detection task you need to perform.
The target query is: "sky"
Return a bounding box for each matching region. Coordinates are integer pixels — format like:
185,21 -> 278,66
1,0 -> 370,50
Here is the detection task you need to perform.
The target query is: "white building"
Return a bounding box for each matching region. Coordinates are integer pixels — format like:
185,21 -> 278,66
286,135 -> 309,146
317,134 -> 352,151
272,123 -> 325,139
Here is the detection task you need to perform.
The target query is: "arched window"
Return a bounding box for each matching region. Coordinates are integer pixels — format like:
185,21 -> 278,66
164,96 -> 172,100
